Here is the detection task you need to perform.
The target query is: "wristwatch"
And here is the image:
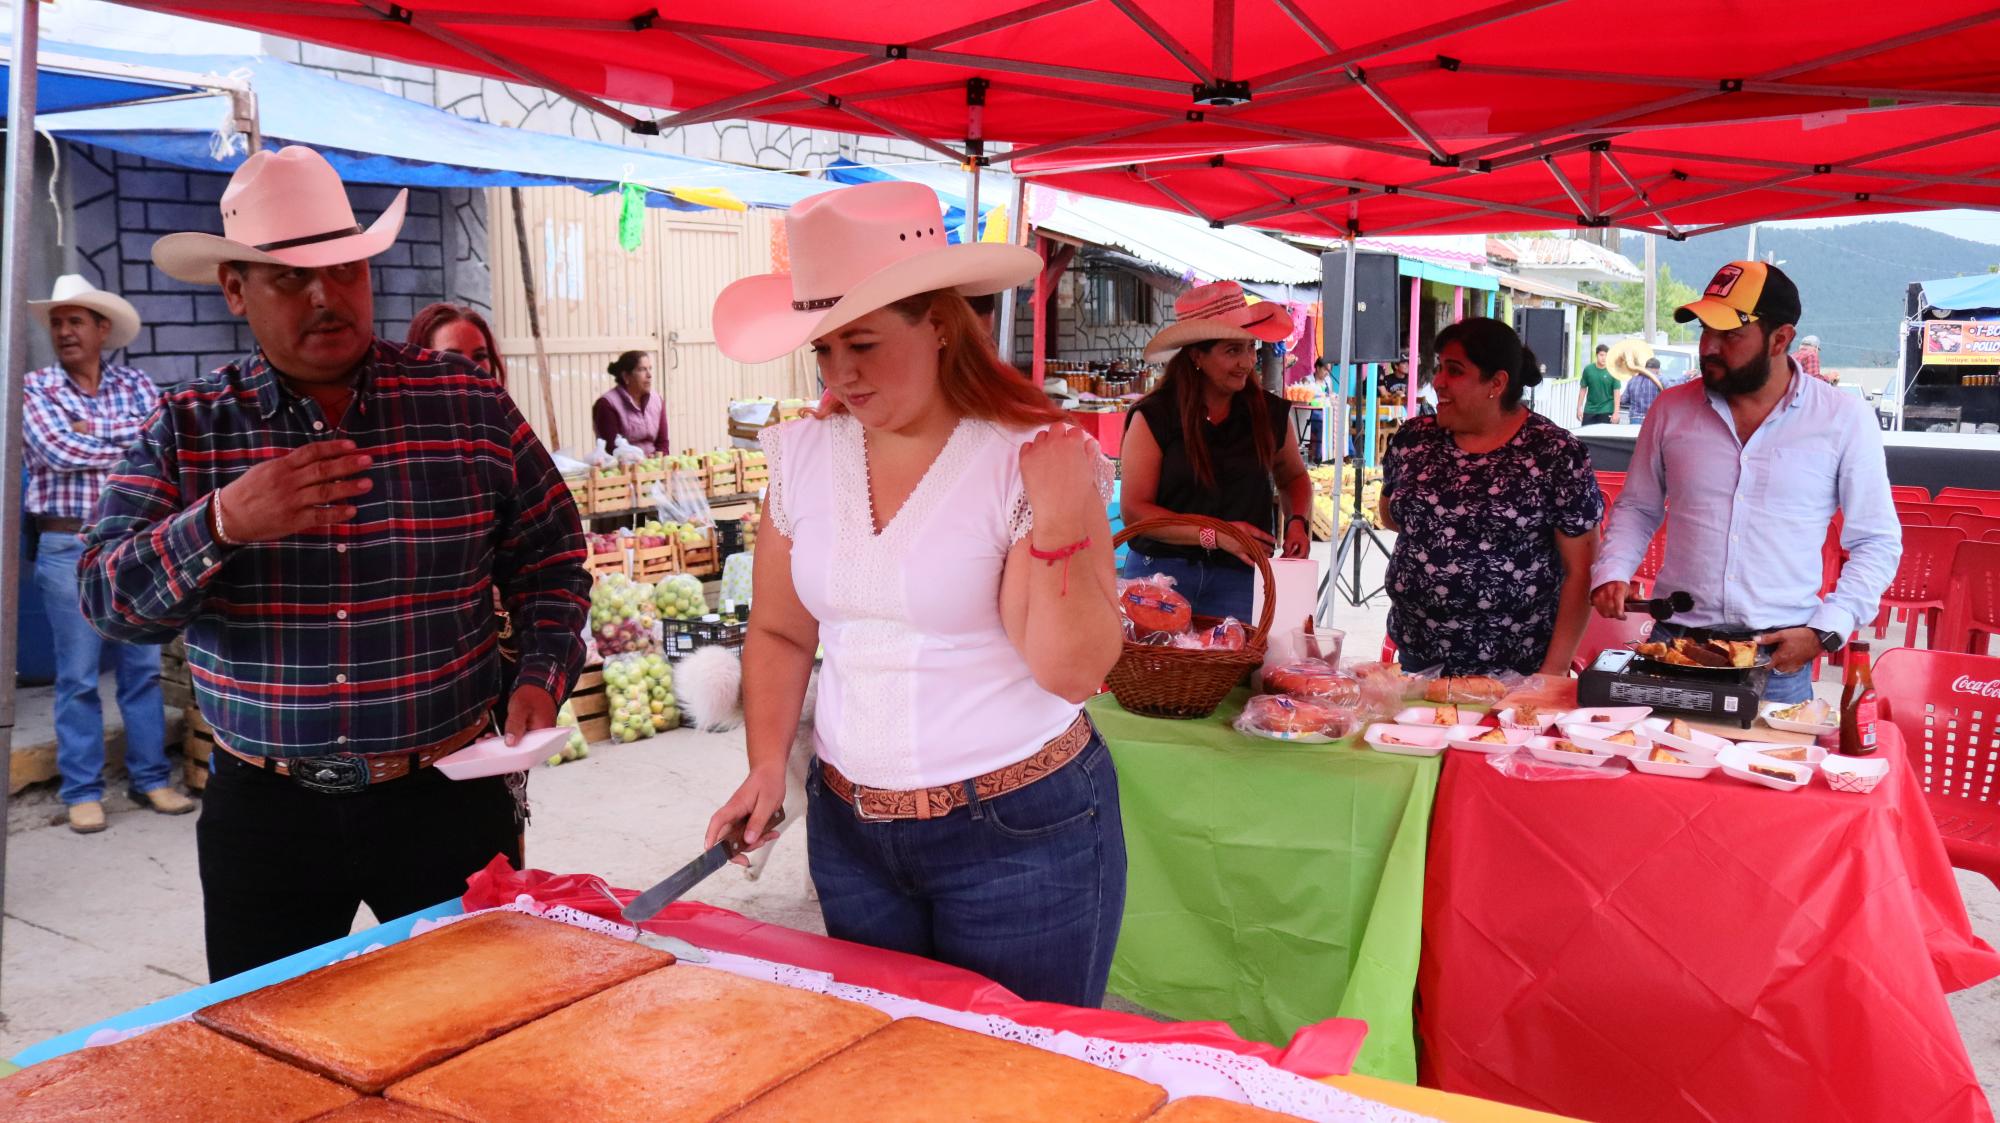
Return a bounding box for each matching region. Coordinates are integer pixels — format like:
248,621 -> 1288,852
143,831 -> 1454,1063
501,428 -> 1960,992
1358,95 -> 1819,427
1813,628 -> 1844,653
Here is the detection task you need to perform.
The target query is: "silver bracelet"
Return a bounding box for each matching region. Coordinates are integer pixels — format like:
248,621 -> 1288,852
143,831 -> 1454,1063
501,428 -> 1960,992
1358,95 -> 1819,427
212,490 -> 238,547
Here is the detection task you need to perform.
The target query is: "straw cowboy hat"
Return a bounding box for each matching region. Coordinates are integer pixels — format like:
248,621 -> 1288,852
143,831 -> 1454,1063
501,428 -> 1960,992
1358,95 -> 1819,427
1606,338 -> 1653,382
151,145 -> 407,284
713,181 -> 1039,364
1143,281 -> 1294,362
27,274 -> 141,351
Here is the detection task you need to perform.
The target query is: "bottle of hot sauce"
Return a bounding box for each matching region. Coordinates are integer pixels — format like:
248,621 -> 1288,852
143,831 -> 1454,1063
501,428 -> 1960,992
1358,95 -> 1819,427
1838,640 -> 1879,757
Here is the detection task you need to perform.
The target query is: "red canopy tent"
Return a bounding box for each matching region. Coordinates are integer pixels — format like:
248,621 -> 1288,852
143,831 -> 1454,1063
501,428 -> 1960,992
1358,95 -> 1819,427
110,0 -> 2000,237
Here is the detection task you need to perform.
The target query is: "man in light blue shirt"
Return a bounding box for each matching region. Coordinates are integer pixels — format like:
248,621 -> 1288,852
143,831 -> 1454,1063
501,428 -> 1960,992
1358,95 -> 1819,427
1589,261 -> 1900,704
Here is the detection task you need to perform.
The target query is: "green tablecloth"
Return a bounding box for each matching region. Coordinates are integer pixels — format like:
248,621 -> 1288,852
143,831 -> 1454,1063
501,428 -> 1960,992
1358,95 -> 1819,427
1089,690 -> 1439,1082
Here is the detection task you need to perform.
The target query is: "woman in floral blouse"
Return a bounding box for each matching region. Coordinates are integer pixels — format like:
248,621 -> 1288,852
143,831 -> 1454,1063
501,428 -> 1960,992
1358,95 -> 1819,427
1377,318 -> 1603,676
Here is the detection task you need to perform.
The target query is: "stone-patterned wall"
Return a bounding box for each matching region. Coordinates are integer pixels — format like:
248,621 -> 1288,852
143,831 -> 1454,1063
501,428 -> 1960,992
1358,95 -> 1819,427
1010,257 -> 1179,367
58,144 -> 451,384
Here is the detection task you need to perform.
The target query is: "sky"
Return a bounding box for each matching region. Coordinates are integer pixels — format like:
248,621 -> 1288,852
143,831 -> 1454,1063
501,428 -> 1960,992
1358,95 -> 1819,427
1777,211 -> 2000,248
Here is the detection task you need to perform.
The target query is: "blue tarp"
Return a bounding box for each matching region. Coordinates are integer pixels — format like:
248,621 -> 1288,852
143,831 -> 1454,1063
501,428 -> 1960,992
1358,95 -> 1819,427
0,56 -> 195,118
29,40 -> 833,212
1921,273 -> 2000,314
825,158 -> 997,243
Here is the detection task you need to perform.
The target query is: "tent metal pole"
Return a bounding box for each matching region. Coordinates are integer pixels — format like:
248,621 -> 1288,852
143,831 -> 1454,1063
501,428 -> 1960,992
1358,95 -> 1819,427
1599,151 -> 1682,237
1251,0 -> 1565,92
0,0 -> 43,1014
1106,0 -> 1213,82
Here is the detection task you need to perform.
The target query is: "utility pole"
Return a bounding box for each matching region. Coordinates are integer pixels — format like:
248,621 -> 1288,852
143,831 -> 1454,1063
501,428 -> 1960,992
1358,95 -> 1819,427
1746,224 -> 1758,263
1643,233 -> 1658,343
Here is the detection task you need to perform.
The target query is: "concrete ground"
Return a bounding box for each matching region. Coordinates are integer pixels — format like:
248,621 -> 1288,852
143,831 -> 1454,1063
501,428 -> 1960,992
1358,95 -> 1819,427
0,542 -> 1995,1112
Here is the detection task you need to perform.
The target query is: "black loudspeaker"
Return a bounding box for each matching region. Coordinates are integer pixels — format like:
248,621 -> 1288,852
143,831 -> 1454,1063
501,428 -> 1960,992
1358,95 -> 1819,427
1321,250 -> 1401,365
1514,307 -> 1568,382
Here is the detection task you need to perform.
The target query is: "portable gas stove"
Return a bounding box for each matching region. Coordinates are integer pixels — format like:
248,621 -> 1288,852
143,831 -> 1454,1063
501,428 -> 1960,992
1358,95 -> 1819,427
1575,594 -> 1770,728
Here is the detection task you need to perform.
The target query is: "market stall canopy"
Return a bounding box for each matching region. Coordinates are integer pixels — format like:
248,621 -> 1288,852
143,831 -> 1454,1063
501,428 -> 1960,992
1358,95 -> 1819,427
30,40 -> 833,210
828,158 -> 1320,287
0,43 -> 219,117
1919,273 -> 2000,313
109,1 -> 2000,236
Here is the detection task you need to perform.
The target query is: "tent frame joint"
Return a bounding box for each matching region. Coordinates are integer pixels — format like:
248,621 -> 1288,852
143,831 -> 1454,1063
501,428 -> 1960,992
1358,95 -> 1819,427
1436,54 -> 1461,71
631,8 -> 659,31
1191,79 -> 1252,107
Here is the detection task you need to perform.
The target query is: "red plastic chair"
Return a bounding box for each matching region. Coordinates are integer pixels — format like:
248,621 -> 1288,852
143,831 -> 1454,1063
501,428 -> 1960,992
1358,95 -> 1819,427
1892,485 -> 1933,503
1871,526 -> 1966,647
1938,487 -> 2000,506
1987,529 -> 2000,545
1923,503 -> 1983,523
1895,502 -> 1936,524
1939,541 -> 2000,656
1570,611 -> 1654,674
1948,513 -> 2000,540
1875,648 -> 2000,890
1899,511 -> 1934,527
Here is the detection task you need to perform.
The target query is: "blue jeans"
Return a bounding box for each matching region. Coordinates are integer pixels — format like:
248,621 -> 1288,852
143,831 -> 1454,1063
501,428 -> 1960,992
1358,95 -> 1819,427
33,531 -> 170,805
1650,622 -> 1813,705
1120,546 -> 1254,622
806,732 -> 1127,1007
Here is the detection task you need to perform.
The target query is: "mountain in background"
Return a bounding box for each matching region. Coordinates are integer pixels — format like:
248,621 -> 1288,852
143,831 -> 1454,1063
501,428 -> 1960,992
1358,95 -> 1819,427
1619,222 -> 2000,368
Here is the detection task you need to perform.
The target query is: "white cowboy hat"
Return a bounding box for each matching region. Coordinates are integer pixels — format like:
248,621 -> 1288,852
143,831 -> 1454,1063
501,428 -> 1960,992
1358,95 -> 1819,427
1142,281 -> 1294,362
27,274 -> 141,351
151,145 -> 406,285
713,181 -> 1039,364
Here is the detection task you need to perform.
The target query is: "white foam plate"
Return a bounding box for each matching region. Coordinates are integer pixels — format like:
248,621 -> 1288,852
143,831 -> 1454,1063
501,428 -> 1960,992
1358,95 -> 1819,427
1741,740 -> 1827,770
1363,723 -> 1450,757
1638,718 -> 1731,760
1394,705 -> 1470,726
1629,745 -> 1720,780
1555,706 -> 1653,731
1527,734 -> 1623,768
1717,745 -> 1811,791
1496,703 -> 1552,731
1560,723 -> 1651,758
1820,754 -> 1890,794
1447,724 -> 1534,753
436,727 -> 572,780
1760,699 -> 1838,735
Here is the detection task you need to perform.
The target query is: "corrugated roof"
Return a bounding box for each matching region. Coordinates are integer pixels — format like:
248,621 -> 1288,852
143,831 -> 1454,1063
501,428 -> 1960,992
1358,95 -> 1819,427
1493,237 -> 1643,283
1031,186 -> 1323,288
1500,271 -> 1617,311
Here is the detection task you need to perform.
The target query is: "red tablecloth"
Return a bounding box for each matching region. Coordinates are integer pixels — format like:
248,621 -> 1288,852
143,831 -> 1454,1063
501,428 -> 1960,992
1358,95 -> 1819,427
462,858 -> 1366,1079
1419,726 -> 2000,1122
1066,408 -> 1126,459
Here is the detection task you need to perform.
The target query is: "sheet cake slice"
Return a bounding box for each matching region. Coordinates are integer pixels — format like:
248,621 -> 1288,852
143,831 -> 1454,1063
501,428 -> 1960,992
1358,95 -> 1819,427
0,1021 -> 356,1122
199,911 -> 670,1092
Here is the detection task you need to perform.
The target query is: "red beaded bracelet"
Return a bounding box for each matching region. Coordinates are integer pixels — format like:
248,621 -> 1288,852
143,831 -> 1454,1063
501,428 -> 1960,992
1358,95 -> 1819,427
1029,535 -> 1092,596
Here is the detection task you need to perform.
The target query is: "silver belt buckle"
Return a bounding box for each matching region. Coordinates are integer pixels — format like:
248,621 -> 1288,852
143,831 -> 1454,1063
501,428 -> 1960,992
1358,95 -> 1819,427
850,782 -> 888,823
292,752 -> 371,795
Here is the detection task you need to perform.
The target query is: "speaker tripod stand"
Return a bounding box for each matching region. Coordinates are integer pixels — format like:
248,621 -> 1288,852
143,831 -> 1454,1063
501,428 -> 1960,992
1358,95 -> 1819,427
1323,416 -> 1391,611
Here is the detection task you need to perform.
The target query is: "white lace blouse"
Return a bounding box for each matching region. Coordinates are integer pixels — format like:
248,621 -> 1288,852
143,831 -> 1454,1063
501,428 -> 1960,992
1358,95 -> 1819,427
760,413 -> 1110,790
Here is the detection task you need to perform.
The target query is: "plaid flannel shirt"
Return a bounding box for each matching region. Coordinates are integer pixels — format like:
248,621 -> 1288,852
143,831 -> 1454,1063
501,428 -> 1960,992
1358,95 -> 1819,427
80,340 -> 591,760
23,363 -> 161,521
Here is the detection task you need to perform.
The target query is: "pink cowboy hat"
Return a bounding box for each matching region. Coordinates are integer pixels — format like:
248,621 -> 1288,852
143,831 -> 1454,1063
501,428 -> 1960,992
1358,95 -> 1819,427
152,145 -> 406,284
713,181 -> 1039,364
1143,281 -> 1294,361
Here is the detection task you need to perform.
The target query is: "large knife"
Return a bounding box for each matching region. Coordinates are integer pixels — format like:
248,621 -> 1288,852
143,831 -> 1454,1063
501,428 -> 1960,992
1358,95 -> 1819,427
621,807 -> 785,926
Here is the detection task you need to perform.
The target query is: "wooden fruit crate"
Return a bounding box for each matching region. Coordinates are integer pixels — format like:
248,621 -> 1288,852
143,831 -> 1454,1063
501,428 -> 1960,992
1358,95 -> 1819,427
629,465 -> 669,509
586,468 -> 635,515
738,452 -> 770,494
705,455 -> 742,499
678,528 -> 721,577
584,546 -> 629,579
569,665 -> 611,745
161,637 -> 196,712
182,703 -> 214,793
632,541 -> 679,582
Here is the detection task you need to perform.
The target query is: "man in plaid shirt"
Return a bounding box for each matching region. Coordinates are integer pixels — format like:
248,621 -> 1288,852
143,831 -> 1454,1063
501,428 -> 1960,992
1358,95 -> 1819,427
24,274 -> 185,834
80,146 -> 591,979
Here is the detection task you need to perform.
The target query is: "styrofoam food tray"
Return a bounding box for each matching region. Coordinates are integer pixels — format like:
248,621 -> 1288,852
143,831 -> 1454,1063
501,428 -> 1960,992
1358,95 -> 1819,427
1761,698 -> 1838,735
1638,717 -> 1730,760
1561,723 -> 1651,758
1741,740 -> 1827,769
1394,705 -> 1472,726
1527,734 -> 1622,768
1448,725 -> 1534,753
1364,723 -> 1450,757
436,727 -> 571,780
1717,745 -> 1810,791
1820,754 -> 1890,794
1494,707 -> 1558,732
1628,744 -> 1720,780
1555,706 -> 1652,731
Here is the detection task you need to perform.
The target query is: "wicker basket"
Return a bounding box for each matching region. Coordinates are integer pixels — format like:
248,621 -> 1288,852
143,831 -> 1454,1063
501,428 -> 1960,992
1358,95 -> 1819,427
1107,515 -> 1276,719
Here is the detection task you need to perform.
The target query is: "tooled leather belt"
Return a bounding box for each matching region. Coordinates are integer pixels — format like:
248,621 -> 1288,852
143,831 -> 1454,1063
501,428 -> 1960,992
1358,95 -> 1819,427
217,719 -> 487,794
819,713 -> 1093,822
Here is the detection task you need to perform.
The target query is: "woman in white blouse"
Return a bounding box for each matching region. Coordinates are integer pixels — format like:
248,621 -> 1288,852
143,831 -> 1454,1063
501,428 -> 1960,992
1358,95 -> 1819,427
704,182 -> 1127,1005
